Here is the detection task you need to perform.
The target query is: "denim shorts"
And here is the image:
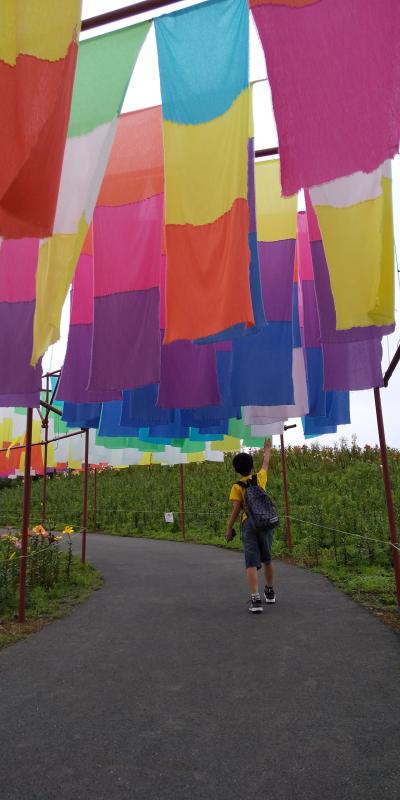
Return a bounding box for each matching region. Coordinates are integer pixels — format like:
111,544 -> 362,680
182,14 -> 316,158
242,518 -> 273,569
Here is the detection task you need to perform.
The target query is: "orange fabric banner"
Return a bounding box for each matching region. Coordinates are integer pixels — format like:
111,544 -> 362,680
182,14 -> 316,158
164,198 -> 253,342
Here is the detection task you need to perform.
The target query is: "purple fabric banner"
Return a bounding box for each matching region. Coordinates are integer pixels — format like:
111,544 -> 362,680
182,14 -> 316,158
57,248 -> 121,404
0,300 -> 41,406
89,288 -> 161,392
323,339 -> 383,392
259,239 -> 295,323
58,324 -> 121,403
300,280 -> 321,349
157,339 -> 220,408
248,138 -> 257,235
0,238 -> 41,407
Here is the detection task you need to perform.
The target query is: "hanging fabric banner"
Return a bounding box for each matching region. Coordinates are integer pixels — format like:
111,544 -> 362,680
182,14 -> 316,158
0,238 -> 41,407
57,230 -> 121,404
196,91 -> 266,344
0,2 -> 81,238
308,163 -> 394,331
230,159 -> 297,406
88,107 -> 163,392
155,0 -> 253,342
304,196 -> 389,391
157,340 -> 220,409
31,21 -> 151,364
251,0 -> 400,195
296,211 -> 350,426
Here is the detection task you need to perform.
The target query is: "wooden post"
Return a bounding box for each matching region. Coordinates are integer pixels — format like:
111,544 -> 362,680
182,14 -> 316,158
280,433 -> 293,553
179,463 -> 186,539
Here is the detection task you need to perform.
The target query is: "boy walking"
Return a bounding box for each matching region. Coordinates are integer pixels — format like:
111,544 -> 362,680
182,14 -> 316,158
226,439 -> 275,613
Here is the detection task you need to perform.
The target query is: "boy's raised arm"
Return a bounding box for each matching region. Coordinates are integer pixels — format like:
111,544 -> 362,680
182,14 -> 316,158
261,438 -> 272,471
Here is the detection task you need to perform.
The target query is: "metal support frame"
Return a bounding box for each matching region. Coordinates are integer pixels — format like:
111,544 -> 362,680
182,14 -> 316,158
81,0 -> 176,30
18,408 -> 33,623
383,342 -> 400,387
82,429 -> 90,564
179,463 -> 186,539
93,468 -> 97,532
12,2 -> 399,617
0,428 -> 88,455
279,433 -> 293,553
80,3 -> 279,160
41,375 -> 50,524
373,388 -> 400,606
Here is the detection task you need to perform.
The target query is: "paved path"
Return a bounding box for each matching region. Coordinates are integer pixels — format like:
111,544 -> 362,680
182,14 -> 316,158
0,534 -> 399,800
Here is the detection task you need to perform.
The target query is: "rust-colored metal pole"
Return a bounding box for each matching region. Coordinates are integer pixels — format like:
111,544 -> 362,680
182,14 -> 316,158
18,408 -> 33,623
81,429 -> 90,564
93,468 -> 97,532
0,428 -> 87,454
280,433 -> 293,553
179,463 -> 186,540
41,375 -> 50,524
383,342 -> 400,387
374,387 -> 400,606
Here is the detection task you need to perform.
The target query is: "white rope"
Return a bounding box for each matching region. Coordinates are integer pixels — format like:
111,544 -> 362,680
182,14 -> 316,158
285,514 -> 400,553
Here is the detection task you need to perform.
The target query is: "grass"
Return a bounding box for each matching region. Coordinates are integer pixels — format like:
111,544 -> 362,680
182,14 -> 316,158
0,556 -> 103,650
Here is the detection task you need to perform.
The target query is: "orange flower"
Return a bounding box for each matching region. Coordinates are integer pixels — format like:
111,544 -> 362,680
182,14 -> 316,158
32,524 -> 47,536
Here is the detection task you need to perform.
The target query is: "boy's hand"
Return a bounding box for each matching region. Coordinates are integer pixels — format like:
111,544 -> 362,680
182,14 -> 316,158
264,438 -> 272,453
225,528 -> 234,542
262,438 -> 272,470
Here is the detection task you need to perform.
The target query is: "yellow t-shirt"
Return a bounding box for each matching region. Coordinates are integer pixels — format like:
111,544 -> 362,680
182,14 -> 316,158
229,469 -> 268,521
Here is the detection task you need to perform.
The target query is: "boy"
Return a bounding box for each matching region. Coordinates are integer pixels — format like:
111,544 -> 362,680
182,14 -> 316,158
225,439 -> 274,613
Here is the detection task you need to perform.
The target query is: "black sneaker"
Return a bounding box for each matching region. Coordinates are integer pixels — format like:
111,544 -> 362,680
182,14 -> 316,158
264,586 -> 276,604
249,595 -> 263,613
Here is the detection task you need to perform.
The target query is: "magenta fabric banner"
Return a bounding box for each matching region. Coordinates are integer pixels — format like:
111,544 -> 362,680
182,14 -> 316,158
252,0 -> 400,194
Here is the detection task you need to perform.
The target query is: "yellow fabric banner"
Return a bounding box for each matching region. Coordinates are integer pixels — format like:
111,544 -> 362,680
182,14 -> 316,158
163,89 -> 249,226
255,159 -> 298,242
0,1 -> 81,65
315,176 -> 394,330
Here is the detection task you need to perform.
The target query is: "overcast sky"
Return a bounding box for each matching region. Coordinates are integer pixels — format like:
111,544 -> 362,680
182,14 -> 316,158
43,0 -> 400,449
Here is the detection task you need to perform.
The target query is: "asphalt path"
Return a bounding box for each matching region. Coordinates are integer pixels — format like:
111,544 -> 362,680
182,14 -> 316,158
0,534 -> 399,800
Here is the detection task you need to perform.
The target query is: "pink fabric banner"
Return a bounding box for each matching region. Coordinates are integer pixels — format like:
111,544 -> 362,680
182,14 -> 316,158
252,0 -> 400,194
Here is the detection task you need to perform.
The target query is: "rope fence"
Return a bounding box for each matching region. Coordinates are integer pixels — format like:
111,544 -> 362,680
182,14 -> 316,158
1,507 -> 398,551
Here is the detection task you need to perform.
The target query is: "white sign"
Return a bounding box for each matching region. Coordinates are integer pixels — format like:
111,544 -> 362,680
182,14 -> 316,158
164,512 -> 174,524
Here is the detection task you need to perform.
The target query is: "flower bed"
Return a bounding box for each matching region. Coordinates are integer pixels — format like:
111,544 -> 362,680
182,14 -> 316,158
0,525 -> 83,619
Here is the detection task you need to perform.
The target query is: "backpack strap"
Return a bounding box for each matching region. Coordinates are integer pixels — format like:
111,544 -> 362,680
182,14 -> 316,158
236,475 -> 258,489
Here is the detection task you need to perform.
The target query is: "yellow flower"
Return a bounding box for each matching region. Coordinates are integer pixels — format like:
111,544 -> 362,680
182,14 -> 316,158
63,526 -> 74,535
53,536 -> 63,542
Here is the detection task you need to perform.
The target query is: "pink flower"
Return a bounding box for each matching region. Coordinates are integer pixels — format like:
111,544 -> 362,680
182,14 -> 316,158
14,541 -> 22,550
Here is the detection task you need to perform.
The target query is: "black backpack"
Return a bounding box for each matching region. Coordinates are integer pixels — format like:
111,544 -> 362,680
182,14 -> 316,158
236,475 -> 279,532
